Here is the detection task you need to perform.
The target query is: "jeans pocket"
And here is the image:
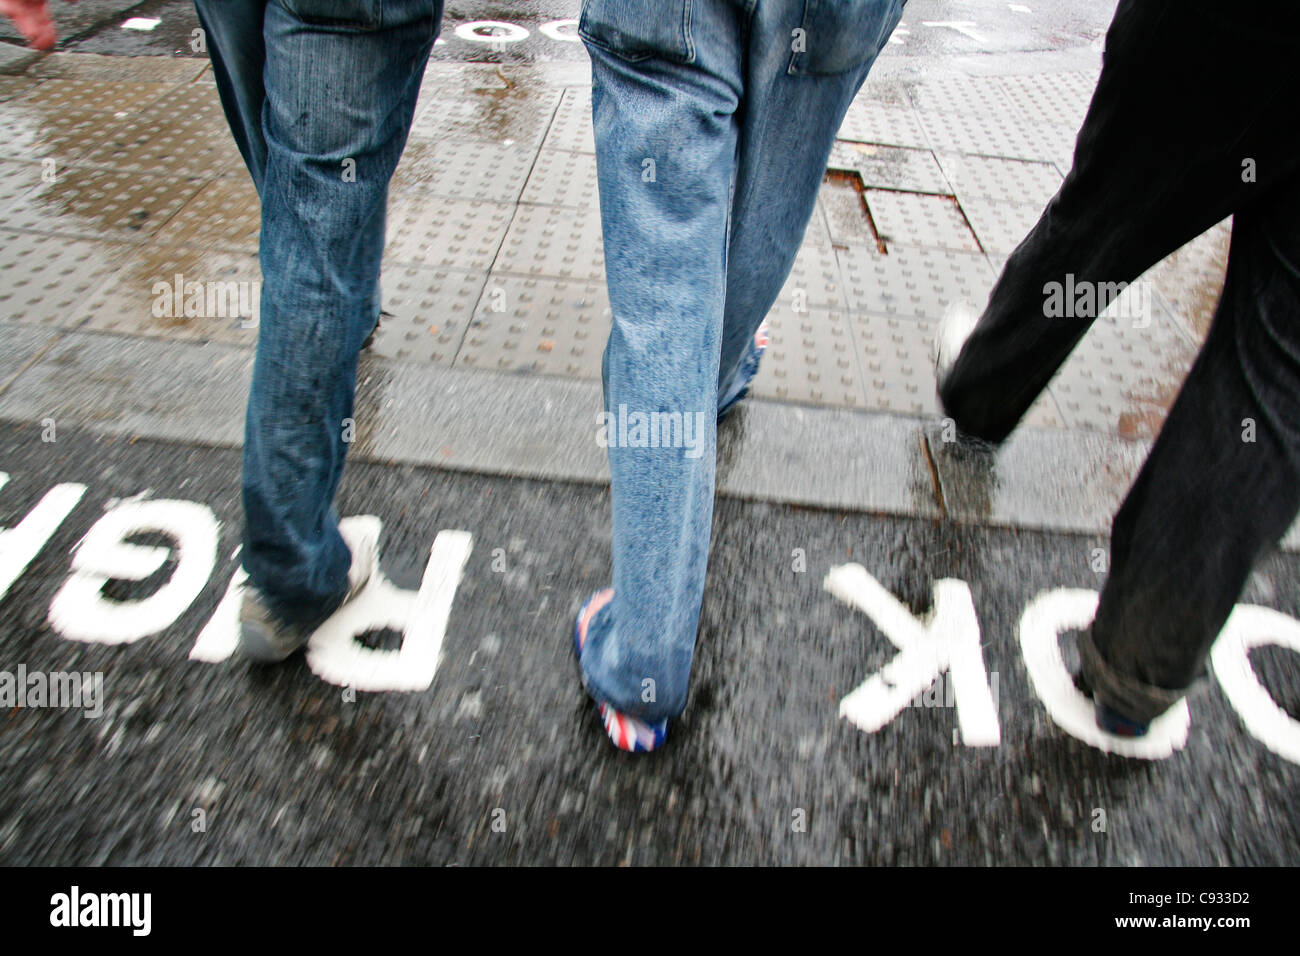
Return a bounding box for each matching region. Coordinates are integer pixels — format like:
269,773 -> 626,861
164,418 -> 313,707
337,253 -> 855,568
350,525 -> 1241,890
788,0 -> 905,76
579,0 -> 695,64
279,0 -> 383,28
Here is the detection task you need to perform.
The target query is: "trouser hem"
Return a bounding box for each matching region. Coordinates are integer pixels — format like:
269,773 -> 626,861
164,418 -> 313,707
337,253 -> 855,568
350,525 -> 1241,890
1078,627 -> 1189,724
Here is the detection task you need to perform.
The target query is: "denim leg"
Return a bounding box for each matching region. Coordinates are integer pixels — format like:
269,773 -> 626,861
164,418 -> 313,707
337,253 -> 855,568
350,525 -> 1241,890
939,0 -> 1300,443
1081,175 -> 1300,722
579,1 -> 745,721
240,0 -> 440,625
193,0 -> 269,191
716,0 -> 905,404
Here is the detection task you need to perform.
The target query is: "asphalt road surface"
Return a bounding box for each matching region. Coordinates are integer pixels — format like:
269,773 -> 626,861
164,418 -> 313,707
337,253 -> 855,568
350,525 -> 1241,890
1,421 -> 1297,865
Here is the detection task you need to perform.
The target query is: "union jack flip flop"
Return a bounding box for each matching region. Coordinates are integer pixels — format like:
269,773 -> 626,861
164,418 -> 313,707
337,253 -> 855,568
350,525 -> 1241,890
573,588 -> 669,753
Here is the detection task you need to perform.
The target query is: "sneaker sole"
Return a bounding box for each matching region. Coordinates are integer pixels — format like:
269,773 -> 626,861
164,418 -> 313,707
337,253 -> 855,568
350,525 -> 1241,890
238,617 -> 306,664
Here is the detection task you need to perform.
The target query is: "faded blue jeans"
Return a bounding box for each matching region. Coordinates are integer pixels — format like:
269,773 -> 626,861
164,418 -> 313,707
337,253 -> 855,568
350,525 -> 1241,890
194,0 -> 441,625
579,0 -> 906,721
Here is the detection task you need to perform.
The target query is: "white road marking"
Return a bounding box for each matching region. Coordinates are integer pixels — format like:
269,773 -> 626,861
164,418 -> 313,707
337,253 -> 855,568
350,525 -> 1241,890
825,564 -> 1001,746
187,518 -> 473,691
922,20 -> 989,43
0,473 -> 85,603
49,499 -> 219,645
454,21 -> 530,44
538,19 -> 581,43
1019,589 -> 1190,759
307,527 -> 472,692
1009,4 -> 1033,14
189,561 -> 245,663
121,17 -> 161,31
5,463 -> 1300,767
1211,605 -> 1300,765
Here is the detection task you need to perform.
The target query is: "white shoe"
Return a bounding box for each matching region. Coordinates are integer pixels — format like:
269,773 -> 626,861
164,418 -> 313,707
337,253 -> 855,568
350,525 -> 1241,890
238,515 -> 381,664
339,514 -> 381,601
934,301 -> 981,389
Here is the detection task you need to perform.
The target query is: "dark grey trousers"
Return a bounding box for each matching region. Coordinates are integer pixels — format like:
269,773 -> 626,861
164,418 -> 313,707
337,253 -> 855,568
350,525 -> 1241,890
939,0 -> 1300,721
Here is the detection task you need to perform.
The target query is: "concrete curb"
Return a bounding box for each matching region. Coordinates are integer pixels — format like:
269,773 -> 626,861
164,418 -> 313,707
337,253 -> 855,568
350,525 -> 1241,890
3,325 -> 1293,550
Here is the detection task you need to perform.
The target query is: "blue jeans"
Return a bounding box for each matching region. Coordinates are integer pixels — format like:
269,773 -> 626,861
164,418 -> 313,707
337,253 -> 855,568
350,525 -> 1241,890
579,0 -> 906,721
195,0 -> 441,625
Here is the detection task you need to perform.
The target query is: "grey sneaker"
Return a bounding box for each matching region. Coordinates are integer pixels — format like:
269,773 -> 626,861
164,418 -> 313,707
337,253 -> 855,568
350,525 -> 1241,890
238,515 -> 382,663
933,301 -> 980,392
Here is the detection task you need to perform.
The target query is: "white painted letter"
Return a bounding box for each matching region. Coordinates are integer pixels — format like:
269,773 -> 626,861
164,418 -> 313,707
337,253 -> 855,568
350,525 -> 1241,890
1211,604 -> 1300,765
1019,588 -> 1189,759
306,525 -> 472,691
824,565 -> 1000,746
49,499 -> 218,644
0,474 -> 86,602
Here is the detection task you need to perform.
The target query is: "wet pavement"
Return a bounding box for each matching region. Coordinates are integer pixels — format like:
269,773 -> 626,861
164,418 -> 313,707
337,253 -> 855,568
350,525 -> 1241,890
1,421 -> 1298,865
0,7 -> 1229,449
0,2 -> 1297,866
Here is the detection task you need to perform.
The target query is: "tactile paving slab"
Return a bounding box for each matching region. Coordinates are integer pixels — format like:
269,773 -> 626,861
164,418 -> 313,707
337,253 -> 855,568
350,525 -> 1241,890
0,158 -> 42,212
843,305 -> 1065,426
958,198 -> 1046,255
1048,300 -> 1196,437
153,176 -> 262,253
0,229 -> 127,328
934,151 -> 1062,207
996,71 -> 1096,131
906,74 -> 1015,117
837,101 -> 928,149
1024,391 -> 1067,429
29,52 -> 210,84
850,312 -> 939,416
3,167 -> 205,241
368,265 -> 486,366
779,239 -> 848,311
1140,217 -> 1229,343
752,304 -> 864,408
390,138 -> 535,203
7,78 -> 172,115
454,274 -> 610,378
828,141 -> 950,195
79,243 -> 262,346
494,203 -> 605,282
800,201 -> 835,249
384,194 -> 513,272
0,77 -> 38,103
409,87 -> 560,150
83,85 -> 243,179
865,189 -> 980,254
541,87 -> 595,154
521,148 -> 599,208
818,177 -> 879,248
837,244 -> 996,320
917,109 -> 1075,163
0,90 -> 142,162
850,78 -> 913,108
